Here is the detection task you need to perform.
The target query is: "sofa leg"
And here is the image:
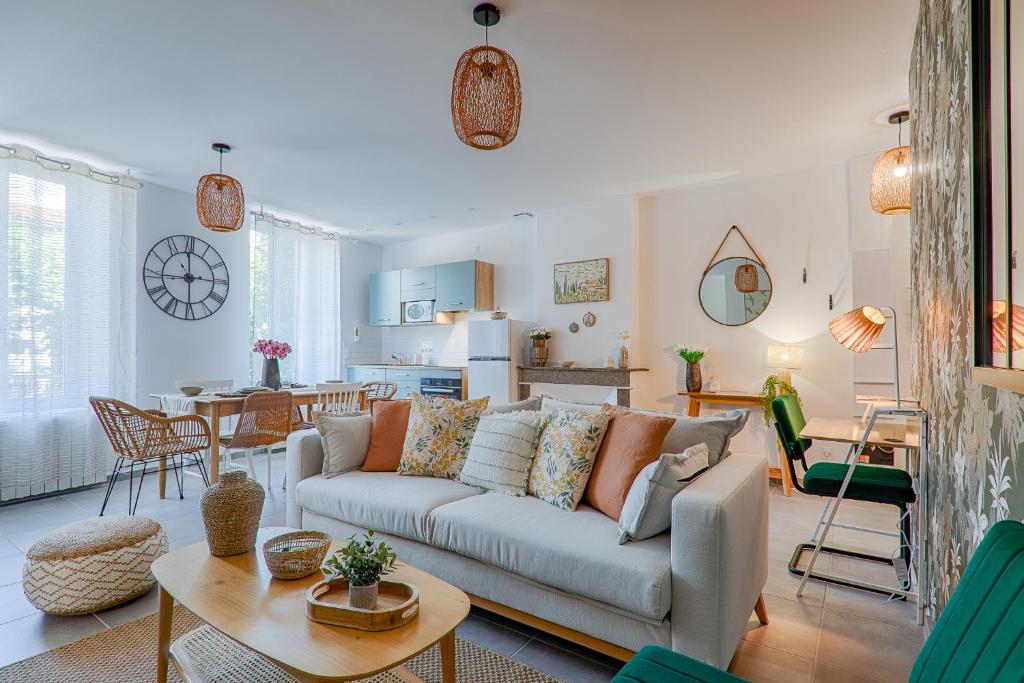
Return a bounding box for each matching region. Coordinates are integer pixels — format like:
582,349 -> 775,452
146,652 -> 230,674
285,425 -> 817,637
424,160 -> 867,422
754,593 -> 769,625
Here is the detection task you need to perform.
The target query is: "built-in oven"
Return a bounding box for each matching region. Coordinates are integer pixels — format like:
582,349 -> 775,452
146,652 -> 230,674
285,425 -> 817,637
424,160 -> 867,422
420,376 -> 462,400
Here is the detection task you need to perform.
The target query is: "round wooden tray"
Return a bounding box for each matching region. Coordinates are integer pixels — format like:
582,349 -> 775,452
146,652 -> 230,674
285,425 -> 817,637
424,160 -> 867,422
305,578 -> 420,631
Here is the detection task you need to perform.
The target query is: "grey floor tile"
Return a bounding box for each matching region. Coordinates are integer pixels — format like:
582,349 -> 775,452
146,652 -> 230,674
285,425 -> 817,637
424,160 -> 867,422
0,537 -> 20,560
823,556 -> 918,626
742,593 -> 822,660
530,631 -> 628,670
729,640 -> 814,682
817,608 -> 923,683
812,663 -> 884,683
0,496 -> 84,536
456,614 -> 533,656
469,606 -> 539,638
0,612 -> 107,668
93,586 -> 159,628
0,554 -> 24,588
511,639 -> 619,682
0,581 -> 38,625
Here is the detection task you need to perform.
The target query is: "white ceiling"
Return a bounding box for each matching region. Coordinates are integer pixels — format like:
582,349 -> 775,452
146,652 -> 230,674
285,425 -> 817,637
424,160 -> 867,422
0,1 -> 918,243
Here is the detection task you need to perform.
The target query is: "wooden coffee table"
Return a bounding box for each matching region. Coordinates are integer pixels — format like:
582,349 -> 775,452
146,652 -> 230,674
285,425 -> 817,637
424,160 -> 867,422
152,527 -> 470,682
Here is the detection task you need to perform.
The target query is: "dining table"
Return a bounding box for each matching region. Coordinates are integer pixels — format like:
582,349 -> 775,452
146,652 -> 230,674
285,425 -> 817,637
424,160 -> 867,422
151,387 -> 369,487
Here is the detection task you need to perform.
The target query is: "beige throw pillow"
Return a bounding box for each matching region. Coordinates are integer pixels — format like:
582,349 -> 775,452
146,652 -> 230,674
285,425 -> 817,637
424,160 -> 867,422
617,443 -> 710,543
459,411 -> 543,495
528,407 -> 612,511
314,412 -> 371,479
398,393 -> 490,478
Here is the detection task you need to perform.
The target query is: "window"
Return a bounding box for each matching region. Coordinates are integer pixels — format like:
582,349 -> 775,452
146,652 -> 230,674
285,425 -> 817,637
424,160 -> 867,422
249,214 -> 341,386
0,152 -> 137,501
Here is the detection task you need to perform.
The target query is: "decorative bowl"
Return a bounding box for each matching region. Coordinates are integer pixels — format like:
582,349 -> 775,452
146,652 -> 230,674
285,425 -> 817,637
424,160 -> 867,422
179,386 -> 203,396
263,530 -> 332,580
559,360 -> 575,368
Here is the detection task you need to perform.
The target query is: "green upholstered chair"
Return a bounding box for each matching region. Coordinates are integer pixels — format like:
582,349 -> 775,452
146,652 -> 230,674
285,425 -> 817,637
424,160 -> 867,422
612,520 -> 1024,683
772,393 -> 915,593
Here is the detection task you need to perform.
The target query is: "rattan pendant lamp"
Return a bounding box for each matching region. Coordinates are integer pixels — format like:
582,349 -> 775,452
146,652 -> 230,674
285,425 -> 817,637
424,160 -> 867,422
870,111 -> 911,215
196,143 -> 245,232
451,3 -> 522,150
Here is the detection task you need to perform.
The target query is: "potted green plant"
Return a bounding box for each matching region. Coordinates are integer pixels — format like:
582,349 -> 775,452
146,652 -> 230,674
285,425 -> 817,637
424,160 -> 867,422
758,374 -> 800,426
674,346 -> 706,392
528,326 -> 553,367
321,530 -> 398,610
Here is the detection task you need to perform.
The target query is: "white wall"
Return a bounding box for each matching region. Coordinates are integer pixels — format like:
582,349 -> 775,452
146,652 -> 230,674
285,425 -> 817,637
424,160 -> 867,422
635,163 -> 856,461
136,181 -> 382,405
136,183 -> 251,405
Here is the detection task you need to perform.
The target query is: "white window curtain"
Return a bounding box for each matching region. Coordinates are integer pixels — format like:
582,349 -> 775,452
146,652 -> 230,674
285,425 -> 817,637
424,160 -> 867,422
0,146 -> 137,501
250,213 -> 341,386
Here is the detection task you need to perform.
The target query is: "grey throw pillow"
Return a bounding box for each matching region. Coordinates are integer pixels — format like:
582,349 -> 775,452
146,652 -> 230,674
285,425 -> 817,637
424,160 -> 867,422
314,412 -> 372,479
617,443 -> 710,544
632,408 -> 749,466
486,396 -> 542,414
459,411 -> 543,495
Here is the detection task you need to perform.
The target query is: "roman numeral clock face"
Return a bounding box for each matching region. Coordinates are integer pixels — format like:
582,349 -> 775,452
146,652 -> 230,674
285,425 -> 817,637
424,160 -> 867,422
144,235 -> 229,320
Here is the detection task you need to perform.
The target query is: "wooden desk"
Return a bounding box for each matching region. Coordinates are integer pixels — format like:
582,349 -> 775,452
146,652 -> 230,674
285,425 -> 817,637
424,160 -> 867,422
152,527 -> 468,682
679,391 -> 794,496
799,416 -> 920,451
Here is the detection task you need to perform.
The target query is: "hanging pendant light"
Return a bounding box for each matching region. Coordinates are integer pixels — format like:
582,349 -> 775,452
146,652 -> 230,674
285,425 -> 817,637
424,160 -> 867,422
870,111 -> 911,215
451,3 -> 522,150
734,258 -> 759,293
196,143 -> 245,232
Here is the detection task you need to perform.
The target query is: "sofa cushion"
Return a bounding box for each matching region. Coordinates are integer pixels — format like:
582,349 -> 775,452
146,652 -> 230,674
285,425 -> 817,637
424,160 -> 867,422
295,471 -> 483,543
314,412 -> 371,478
528,407 -> 612,511
361,399 -> 411,472
398,393 -> 490,479
458,411 -> 543,496
429,491 -> 672,620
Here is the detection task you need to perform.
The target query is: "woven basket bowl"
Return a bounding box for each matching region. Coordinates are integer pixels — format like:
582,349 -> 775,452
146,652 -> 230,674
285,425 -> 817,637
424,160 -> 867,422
262,531 -> 332,580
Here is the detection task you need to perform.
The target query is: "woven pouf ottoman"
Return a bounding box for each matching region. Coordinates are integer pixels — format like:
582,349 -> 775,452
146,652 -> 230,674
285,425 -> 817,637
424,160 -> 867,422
23,515 -> 168,616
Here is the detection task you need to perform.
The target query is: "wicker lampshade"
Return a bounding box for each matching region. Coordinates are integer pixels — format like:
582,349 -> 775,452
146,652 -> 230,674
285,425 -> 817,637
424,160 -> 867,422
735,262 -> 759,293
196,144 -> 244,232
829,306 -> 887,353
869,145 -> 911,215
991,300 -> 1024,353
452,45 -> 521,150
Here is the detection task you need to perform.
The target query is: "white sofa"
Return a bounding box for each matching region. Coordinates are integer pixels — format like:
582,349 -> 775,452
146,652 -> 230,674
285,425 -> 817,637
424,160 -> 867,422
285,407 -> 768,669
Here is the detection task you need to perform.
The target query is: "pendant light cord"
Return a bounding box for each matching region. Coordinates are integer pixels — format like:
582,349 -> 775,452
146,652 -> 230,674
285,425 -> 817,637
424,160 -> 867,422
898,119 -> 903,148
218,149 -> 224,174
485,23 -> 489,46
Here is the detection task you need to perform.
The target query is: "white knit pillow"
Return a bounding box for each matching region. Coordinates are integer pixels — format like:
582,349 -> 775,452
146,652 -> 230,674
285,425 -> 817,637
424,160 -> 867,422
458,411 -> 543,496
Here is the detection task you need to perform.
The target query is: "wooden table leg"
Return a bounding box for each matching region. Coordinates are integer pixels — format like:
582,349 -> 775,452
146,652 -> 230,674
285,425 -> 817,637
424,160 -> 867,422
777,444 -> 794,496
687,397 -> 700,417
209,403 -> 221,484
158,456 -> 167,499
440,629 -> 456,683
156,585 -> 173,683
754,593 -> 769,624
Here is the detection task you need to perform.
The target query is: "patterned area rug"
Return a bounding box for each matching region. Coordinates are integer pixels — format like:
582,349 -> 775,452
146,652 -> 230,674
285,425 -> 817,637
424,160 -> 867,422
0,605 -> 557,683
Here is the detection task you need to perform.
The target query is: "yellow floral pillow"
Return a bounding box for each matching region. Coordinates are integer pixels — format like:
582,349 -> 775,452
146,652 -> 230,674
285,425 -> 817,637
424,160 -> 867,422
528,407 -> 612,510
398,393 -> 490,478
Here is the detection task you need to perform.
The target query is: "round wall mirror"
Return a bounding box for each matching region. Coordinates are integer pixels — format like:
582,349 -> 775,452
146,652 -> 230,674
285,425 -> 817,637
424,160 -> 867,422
699,257 -> 772,326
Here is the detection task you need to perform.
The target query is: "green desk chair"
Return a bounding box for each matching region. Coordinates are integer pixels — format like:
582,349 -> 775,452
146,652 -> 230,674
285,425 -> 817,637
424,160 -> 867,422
772,393 -> 915,595
613,520 -> 1024,682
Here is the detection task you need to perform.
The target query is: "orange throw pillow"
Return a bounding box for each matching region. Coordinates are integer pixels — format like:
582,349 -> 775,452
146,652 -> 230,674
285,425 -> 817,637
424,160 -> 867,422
584,404 -> 675,521
360,399 -> 411,472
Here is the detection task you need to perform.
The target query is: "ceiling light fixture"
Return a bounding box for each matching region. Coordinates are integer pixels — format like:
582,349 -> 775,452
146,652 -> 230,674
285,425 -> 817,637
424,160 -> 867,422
869,111 -> 911,215
451,3 -> 522,150
196,143 -> 245,232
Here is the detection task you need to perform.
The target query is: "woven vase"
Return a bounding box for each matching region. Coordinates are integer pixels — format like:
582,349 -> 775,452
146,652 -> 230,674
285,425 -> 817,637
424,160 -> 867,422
200,471 -> 264,557
530,339 -> 548,367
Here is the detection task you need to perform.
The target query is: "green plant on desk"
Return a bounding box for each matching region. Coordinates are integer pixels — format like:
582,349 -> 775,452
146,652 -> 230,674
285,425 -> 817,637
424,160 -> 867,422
322,530 -> 398,587
758,374 -> 800,426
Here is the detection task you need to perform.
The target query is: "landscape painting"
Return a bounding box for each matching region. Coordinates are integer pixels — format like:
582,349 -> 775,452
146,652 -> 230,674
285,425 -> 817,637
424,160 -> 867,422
553,258 -> 609,304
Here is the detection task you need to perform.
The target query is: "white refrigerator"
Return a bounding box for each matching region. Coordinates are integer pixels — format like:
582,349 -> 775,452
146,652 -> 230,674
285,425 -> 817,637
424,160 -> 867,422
468,319 -> 528,404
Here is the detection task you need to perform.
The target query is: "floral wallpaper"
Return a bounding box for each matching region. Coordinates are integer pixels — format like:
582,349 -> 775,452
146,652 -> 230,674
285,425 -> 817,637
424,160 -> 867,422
910,0 -> 1024,624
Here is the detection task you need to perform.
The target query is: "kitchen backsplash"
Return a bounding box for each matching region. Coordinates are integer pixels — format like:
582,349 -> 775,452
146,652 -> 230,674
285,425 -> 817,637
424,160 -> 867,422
380,313 -> 491,367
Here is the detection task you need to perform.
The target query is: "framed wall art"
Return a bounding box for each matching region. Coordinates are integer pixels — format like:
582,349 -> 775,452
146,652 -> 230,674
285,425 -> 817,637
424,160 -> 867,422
553,258 -> 609,304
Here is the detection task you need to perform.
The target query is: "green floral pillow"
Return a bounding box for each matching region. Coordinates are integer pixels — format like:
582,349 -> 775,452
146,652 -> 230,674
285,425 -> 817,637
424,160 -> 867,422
398,393 -> 490,478
528,407 -> 612,510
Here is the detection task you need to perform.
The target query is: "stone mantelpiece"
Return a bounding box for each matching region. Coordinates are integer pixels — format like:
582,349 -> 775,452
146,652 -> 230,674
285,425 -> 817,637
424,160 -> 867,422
517,366 -> 649,407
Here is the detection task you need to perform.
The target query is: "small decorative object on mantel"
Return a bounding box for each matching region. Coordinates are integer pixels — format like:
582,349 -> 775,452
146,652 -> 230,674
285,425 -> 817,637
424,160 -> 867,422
616,330 -> 631,369
490,307 -> 508,320
199,471 -> 264,557
554,258 -> 610,304
528,327 -> 552,367
568,321 -> 579,333
582,311 -> 597,327
262,531 -> 332,580
253,338 -> 291,390
675,346 -> 706,393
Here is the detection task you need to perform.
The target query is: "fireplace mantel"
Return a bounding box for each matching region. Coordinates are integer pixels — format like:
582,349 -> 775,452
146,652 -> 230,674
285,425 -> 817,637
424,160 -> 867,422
517,366 -> 649,407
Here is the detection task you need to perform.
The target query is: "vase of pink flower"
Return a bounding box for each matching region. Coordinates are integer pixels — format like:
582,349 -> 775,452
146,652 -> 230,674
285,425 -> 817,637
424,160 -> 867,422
253,339 -> 292,390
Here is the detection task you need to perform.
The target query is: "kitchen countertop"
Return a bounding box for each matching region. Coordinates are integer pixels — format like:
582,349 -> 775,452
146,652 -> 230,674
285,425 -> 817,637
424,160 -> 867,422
348,364 -> 467,371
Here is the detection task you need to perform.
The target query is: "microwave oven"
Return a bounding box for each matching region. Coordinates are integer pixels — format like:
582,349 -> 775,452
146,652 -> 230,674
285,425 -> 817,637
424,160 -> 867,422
402,300 -> 435,324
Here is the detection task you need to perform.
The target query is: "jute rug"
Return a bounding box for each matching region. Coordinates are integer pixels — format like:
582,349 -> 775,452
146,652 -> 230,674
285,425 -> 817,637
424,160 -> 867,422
0,605 -> 557,682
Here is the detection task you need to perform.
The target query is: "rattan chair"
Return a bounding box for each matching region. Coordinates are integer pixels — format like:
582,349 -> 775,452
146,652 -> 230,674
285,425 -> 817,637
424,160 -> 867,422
362,380 -> 398,407
219,391 -> 293,488
89,396 -> 212,516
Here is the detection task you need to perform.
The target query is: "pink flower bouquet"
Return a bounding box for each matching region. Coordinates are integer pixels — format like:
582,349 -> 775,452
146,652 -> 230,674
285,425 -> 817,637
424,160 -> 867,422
253,338 -> 292,360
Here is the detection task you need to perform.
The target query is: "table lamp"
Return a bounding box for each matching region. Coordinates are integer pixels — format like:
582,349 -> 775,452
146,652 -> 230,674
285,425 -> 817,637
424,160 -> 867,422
829,305 -> 900,408
766,345 -> 803,384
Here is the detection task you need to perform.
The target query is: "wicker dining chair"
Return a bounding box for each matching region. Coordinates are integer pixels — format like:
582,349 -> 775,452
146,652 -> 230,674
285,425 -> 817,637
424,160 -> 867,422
220,391 -> 293,488
362,381 -> 398,408
89,396 -> 212,516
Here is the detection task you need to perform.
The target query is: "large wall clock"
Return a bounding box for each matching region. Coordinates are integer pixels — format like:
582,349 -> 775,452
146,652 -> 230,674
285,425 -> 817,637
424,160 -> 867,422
143,234 -> 229,320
